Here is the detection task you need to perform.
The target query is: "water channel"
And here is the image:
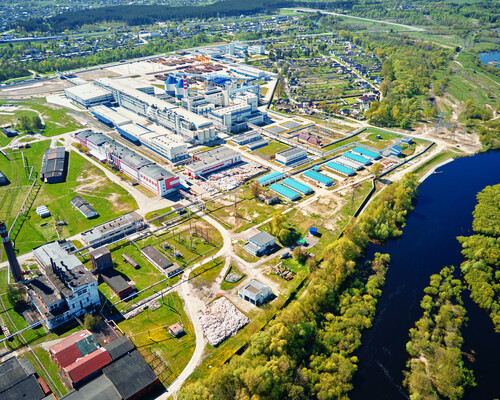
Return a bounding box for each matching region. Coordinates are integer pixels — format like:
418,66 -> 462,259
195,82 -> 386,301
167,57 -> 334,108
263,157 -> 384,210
350,150 -> 500,400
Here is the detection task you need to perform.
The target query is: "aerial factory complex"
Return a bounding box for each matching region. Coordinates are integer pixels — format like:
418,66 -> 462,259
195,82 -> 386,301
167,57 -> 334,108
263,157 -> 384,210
0,3 -> 497,400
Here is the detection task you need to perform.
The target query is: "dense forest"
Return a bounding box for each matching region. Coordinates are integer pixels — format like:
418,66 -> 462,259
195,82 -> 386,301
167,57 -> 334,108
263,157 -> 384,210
457,184 -> 500,331
178,174 -> 419,399
14,0 -> 353,33
404,267 -> 474,399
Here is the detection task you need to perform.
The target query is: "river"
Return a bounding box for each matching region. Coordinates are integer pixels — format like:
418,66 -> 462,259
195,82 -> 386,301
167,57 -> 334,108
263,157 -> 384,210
350,151 -> 500,400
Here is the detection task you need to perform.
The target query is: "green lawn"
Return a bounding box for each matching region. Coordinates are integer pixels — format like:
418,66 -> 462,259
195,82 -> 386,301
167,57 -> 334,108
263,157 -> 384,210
118,293 -> 196,377
15,100 -> 83,137
190,257 -> 225,287
24,348 -> 69,397
91,240 -> 167,312
0,144 -> 138,259
145,206 -> 175,227
254,140 -> 290,156
208,195 -> 286,233
321,134 -> 360,152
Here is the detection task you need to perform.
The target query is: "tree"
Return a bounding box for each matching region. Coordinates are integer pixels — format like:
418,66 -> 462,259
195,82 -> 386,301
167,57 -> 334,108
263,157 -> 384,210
249,182 -> 263,199
278,227 -> 295,246
269,211 -> 286,236
7,284 -> 26,312
293,246 -> 308,265
83,313 -> 101,331
371,163 -> 382,179
31,115 -> 43,131
400,118 -> 411,130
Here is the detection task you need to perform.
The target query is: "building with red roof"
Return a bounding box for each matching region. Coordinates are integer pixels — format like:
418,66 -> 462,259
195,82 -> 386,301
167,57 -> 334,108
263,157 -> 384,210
63,347 -> 112,386
49,330 -> 96,368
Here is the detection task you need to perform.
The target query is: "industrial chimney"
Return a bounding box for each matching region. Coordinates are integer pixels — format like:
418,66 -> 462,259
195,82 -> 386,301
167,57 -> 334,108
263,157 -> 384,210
0,221 -> 23,282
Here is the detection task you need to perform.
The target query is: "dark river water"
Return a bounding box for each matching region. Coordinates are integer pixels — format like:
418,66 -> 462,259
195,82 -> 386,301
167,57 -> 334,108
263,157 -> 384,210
350,151 -> 500,400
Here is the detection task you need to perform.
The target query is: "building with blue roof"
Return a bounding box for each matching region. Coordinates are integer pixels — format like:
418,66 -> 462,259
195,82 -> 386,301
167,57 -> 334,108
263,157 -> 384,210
283,178 -> 313,195
390,145 -> 403,156
257,171 -> 283,186
325,161 -> 356,176
269,183 -> 301,201
343,152 -> 372,166
351,146 -> 381,160
302,170 -> 335,187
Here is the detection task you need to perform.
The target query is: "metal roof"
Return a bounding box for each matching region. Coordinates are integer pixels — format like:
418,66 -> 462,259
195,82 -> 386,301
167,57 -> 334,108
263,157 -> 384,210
60,374 -> 121,400
270,183 -> 301,200
303,170 -> 334,185
276,147 -> 306,158
103,349 -> 158,400
40,147 -> 66,180
104,336 -> 135,361
249,231 -> 275,247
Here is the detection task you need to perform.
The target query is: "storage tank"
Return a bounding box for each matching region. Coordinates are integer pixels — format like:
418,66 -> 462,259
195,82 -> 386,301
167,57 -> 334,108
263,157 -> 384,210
165,75 -> 176,96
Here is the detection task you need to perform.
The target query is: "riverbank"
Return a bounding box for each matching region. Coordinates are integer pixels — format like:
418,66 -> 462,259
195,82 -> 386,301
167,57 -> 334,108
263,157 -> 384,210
418,157 -> 454,182
350,150 -> 500,400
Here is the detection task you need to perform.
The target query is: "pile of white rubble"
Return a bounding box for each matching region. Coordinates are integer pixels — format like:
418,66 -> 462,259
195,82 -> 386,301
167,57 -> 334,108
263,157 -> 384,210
198,297 -> 249,346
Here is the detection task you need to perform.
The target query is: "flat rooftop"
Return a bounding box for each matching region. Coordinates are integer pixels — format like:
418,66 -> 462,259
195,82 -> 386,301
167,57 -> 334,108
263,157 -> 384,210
65,83 -> 111,101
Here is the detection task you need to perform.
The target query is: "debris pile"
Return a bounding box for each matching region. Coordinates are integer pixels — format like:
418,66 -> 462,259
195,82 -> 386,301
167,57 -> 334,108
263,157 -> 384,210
198,297 -> 249,346
206,162 -> 265,191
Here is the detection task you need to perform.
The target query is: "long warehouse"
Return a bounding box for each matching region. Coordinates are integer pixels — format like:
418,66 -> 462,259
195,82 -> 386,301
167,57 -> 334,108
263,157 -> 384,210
343,152 -> 372,166
270,183 -> 301,201
325,161 -> 356,176
351,146 -> 381,160
302,170 -> 334,187
282,178 -> 313,195
93,78 -> 217,145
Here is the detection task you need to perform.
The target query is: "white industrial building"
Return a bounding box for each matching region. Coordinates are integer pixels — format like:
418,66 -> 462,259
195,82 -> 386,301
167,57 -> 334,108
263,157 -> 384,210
30,242 -> 100,329
64,83 -> 114,108
89,105 -> 131,127
75,130 -> 180,195
81,211 -> 146,247
185,146 -> 241,178
275,147 -> 308,165
93,78 -> 217,145
209,92 -> 264,133
140,131 -> 188,162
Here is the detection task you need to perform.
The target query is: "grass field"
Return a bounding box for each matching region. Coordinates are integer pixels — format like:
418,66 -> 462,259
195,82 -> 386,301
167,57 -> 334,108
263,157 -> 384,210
190,257 -> 225,289
0,142 -> 137,260
208,195 -> 286,233
254,140 -> 290,156
118,292 -> 195,378
92,240 -> 166,312
445,51 -> 500,107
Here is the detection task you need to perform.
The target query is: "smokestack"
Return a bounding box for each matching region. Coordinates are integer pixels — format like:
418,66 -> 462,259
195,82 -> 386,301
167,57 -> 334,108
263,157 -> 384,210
0,221 -> 23,283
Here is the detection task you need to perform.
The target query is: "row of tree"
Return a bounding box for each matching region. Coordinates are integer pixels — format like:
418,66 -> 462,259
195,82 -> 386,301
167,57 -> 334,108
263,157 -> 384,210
15,1 -> 353,33
179,173 -> 419,399
404,267 -> 474,399
457,184 -> 500,331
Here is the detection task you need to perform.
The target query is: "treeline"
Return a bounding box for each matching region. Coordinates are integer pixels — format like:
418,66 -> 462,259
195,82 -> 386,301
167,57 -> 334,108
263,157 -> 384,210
0,34 -> 218,82
457,184 -> 500,331
15,0 -> 354,33
178,174 -> 419,399
404,267 -> 474,399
